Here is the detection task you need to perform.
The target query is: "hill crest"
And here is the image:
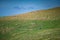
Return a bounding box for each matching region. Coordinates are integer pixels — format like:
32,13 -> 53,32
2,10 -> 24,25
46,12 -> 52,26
0,7 -> 60,20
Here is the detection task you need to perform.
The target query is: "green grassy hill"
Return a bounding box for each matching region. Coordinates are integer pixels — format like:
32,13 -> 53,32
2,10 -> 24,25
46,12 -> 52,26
0,7 -> 60,40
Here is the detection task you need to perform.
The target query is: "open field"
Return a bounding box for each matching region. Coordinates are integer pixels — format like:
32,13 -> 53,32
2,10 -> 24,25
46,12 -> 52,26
0,20 -> 60,40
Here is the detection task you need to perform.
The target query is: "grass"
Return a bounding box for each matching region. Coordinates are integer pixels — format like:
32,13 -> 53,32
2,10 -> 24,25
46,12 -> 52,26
0,20 -> 60,40
0,7 -> 60,40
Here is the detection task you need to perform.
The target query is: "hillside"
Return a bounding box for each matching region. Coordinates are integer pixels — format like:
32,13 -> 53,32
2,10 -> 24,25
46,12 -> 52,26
0,7 -> 60,40
0,7 -> 60,20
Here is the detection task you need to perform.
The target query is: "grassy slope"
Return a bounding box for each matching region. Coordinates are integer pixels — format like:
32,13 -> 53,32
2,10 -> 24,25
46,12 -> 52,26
0,7 -> 60,40
0,7 -> 60,20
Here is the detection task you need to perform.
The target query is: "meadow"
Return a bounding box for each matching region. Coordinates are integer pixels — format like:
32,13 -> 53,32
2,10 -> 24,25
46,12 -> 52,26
0,20 -> 60,40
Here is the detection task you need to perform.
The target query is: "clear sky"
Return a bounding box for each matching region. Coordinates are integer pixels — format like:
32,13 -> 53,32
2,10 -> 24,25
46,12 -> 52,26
0,0 -> 60,16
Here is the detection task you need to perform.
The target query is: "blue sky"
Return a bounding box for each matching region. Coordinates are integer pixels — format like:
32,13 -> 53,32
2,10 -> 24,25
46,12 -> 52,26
0,0 -> 60,16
